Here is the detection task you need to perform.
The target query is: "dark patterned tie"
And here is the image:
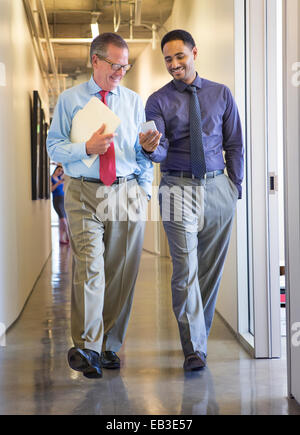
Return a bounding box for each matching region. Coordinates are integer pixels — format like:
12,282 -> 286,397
186,85 -> 206,178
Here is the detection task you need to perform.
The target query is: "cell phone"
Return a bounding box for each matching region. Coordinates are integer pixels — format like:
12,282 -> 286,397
140,120 -> 157,134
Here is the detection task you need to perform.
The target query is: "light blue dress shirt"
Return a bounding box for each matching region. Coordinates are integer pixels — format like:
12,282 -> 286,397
46,76 -> 153,196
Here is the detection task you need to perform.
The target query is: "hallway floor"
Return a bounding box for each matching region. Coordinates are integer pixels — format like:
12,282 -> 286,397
0,227 -> 300,415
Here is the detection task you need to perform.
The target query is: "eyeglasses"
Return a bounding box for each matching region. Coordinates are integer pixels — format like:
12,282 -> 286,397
97,55 -> 132,72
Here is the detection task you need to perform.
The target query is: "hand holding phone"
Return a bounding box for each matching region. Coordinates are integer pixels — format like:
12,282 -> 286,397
140,120 -> 157,134
139,120 -> 161,153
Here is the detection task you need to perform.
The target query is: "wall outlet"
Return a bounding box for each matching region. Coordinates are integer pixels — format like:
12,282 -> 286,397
0,322 -> 6,347
0,63 -> 6,87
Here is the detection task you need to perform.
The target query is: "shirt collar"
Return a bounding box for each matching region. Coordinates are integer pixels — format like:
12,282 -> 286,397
172,72 -> 202,92
87,75 -> 119,96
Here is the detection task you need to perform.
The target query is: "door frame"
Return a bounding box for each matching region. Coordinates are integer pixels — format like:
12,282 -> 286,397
235,0 -> 282,358
283,0 -> 300,404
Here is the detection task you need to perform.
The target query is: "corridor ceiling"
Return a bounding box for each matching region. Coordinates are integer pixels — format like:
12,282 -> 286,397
42,0 -> 174,77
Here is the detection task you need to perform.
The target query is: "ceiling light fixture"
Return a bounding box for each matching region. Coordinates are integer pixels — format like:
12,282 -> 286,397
91,12 -> 100,39
91,23 -> 99,38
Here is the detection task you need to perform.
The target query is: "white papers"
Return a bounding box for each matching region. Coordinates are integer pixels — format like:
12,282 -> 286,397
70,96 -> 121,168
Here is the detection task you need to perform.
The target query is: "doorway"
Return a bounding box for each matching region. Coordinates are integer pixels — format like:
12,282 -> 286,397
283,0 -> 300,405
236,0 -> 285,359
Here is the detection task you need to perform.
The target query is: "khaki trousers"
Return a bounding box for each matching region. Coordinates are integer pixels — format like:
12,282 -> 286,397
64,177 -> 147,353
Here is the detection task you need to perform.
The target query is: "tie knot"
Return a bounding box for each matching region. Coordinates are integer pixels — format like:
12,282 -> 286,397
99,90 -> 109,103
186,85 -> 197,94
100,90 -> 109,97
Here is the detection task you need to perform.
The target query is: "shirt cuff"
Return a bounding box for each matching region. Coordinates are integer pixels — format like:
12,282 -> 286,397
138,181 -> 152,199
141,148 -> 154,159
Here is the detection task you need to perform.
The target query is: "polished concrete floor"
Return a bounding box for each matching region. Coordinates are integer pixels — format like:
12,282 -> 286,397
0,227 -> 300,415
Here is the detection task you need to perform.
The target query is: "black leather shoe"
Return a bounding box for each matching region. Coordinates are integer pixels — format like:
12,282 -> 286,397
183,351 -> 206,371
100,351 -> 121,369
68,347 -> 102,378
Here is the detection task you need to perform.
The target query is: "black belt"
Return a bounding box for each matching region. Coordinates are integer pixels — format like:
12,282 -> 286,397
72,174 -> 136,184
164,170 -> 224,179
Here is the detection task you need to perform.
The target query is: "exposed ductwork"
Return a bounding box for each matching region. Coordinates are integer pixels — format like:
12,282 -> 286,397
42,0 -> 152,49
134,0 -> 142,26
113,0 -> 121,32
46,38 -> 152,44
23,0 -> 172,94
23,0 -> 61,97
23,0 -> 52,92
36,0 -> 60,95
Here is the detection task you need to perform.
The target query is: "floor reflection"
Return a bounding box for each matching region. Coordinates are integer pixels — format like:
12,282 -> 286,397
181,369 -> 219,415
0,226 -> 299,415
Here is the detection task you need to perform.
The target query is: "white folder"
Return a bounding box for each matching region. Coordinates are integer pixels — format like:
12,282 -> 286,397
70,96 -> 121,168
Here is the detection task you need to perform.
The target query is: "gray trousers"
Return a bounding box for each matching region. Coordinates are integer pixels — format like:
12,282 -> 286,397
159,173 -> 238,357
64,177 -> 147,354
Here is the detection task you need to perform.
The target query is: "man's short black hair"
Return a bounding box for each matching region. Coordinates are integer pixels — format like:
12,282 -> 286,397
161,29 -> 196,52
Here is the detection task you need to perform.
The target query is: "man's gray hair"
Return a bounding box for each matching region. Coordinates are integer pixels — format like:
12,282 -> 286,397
90,33 -> 129,63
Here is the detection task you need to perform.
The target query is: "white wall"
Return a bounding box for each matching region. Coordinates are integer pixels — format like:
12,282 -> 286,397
123,0 -> 238,331
0,0 -> 52,330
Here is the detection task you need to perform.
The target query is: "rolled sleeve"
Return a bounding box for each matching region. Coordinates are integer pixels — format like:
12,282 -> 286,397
134,136 -> 154,198
144,94 -> 169,163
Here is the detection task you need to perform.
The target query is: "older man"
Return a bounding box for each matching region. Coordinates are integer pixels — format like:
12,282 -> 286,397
47,33 -> 156,379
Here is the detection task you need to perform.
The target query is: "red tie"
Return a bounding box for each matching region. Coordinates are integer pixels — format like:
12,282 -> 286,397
99,90 -> 116,185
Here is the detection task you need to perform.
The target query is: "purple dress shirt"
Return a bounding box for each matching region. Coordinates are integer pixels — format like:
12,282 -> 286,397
144,74 -> 244,198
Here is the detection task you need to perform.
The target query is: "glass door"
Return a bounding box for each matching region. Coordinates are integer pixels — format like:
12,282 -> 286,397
283,0 -> 300,405
236,0 -> 282,358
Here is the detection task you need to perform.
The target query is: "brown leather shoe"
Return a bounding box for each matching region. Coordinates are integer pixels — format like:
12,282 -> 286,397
183,351 -> 206,371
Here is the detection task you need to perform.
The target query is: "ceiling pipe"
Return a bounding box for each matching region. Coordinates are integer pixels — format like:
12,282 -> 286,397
152,24 -> 157,50
49,74 -> 68,92
47,38 -> 153,44
37,0 -> 60,95
37,9 -> 97,14
134,0 -> 142,26
23,0 -> 54,95
129,2 -> 134,40
113,0 -> 121,32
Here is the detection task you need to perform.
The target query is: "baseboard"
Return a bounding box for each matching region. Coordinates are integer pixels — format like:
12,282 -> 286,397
215,310 -> 255,358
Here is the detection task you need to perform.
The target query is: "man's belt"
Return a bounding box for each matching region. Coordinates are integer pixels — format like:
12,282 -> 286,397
72,174 -> 136,184
164,170 -> 224,179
